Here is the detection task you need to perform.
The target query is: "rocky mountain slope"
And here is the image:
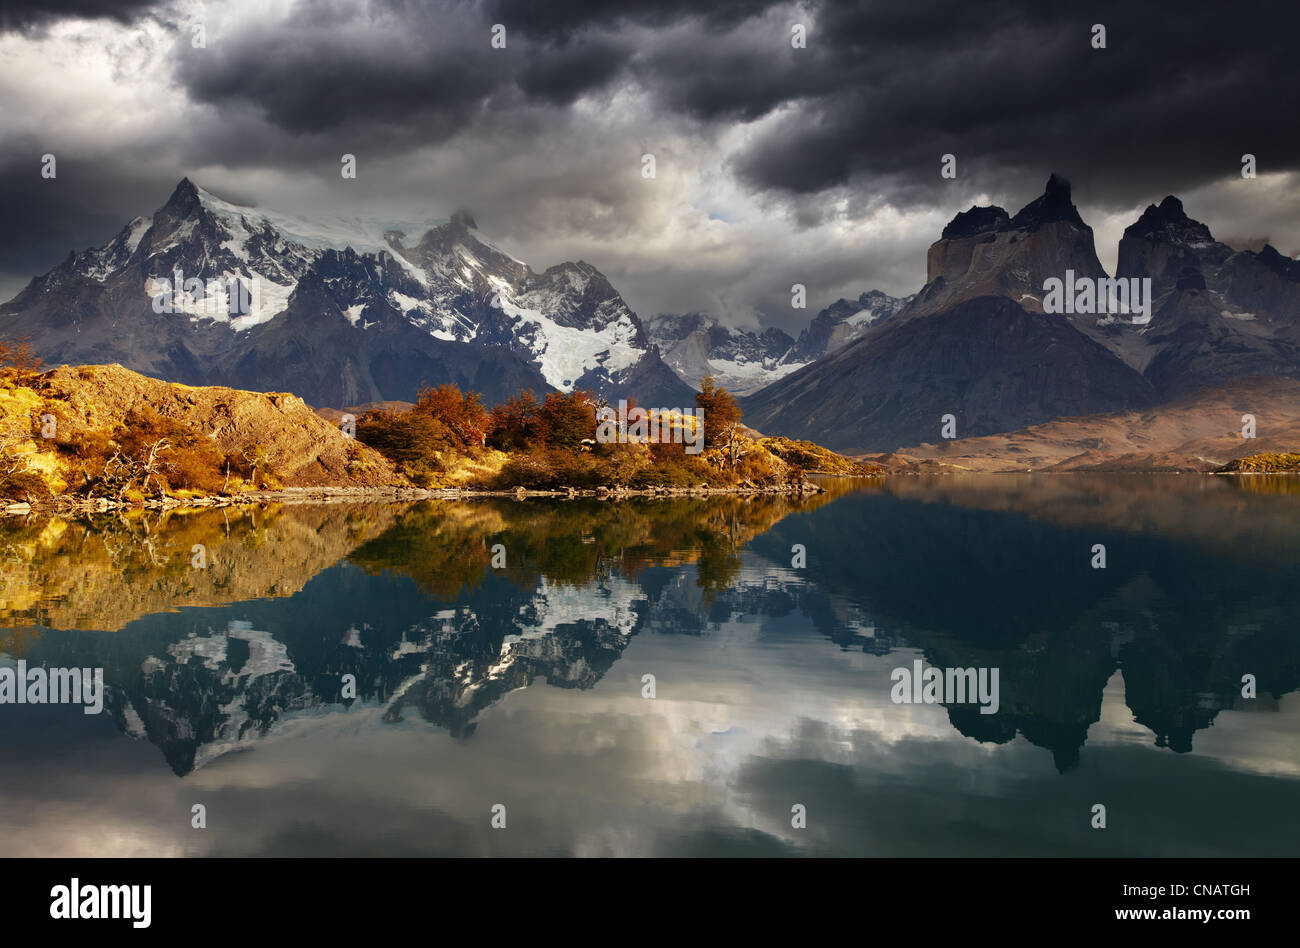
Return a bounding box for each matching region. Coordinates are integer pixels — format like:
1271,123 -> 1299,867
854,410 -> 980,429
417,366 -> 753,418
1116,196 -> 1300,397
1,180 -> 694,408
647,289 -> 911,394
743,176 -> 1300,452
645,313 -> 798,394
786,289 -> 913,363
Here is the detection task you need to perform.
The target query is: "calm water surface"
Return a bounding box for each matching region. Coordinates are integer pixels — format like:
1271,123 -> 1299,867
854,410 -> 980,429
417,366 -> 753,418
2,474 -> 1298,856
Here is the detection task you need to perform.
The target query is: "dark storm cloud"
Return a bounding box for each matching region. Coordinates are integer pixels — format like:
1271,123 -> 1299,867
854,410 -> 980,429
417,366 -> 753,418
0,0 -> 160,32
636,34 -> 821,122
484,0 -> 784,38
177,8 -> 502,137
514,35 -> 630,106
163,0 -> 1300,215
730,0 -> 1300,210
172,0 -> 646,145
164,0 -> 791,159
0,148 -> 166,298
5,0 -> 1300,318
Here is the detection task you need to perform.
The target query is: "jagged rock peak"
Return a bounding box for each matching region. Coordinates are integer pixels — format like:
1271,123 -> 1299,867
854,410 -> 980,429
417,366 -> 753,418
1007,173 -> 1087,231
938,175 -> 1088,241
1157,194 -> 1186,216
159,176 -> 202,216
941,205 -> 1010,239
1126,194 -> 1216,245
1256,244 -> 1300,282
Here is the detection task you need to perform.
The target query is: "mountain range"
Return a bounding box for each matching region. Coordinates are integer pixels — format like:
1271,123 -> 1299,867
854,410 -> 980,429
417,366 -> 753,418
5,175 -> 1299,454
742,175 -> 1300,451
1,179 -> 693,408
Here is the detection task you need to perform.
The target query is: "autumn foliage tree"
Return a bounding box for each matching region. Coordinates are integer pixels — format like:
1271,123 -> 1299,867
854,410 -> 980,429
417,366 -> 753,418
694,375 -> 744,466
485,389 -> 598,450
414,384 -> 487,448
537,390 -> 597,448
0,411 -> 44,499
487,390 -> 541,450
355,410 -> 460,486
72,407 -> 232,498
0,338 -> 42,378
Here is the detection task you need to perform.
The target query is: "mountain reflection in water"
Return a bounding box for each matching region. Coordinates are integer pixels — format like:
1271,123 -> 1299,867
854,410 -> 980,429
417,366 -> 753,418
1,475 -> 1297,856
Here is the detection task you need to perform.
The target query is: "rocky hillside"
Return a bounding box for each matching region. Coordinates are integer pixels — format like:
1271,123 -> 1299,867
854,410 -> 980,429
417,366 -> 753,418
1,363 -> 400,499
1220,452 -> 1300,472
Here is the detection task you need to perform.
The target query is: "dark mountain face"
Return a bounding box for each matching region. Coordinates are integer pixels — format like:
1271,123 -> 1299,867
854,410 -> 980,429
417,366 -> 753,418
1116,193 -> 1300,398
220,270 -> 550,407
744,175 -> 1300,452
1116,195 -> 1229,295
745,295 -> 1156,451
1,179 -> 693,407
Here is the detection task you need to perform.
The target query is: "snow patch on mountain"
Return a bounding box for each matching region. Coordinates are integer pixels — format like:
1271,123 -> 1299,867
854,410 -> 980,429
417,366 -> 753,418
648,290 -> 912,395
125,216 -> 150,254
706,355 -> 809,383
242,279 -> 294,329
195,185 -> 438,260
497,297 -> 642,390
389,290 -> 427,314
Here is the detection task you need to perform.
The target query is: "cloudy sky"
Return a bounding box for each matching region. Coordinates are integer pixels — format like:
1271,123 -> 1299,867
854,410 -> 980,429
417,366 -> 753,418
2,0 -> 1299,331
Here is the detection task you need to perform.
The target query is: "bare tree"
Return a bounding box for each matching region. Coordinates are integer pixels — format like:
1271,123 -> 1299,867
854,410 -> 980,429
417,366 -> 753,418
0,413 -> 39,479
139,437 -> 172,496
94,437 -> 172,499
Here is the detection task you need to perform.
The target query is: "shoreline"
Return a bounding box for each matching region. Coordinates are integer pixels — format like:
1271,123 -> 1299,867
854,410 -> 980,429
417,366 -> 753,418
6,469 -> 1296,516
1,480 -> 831,515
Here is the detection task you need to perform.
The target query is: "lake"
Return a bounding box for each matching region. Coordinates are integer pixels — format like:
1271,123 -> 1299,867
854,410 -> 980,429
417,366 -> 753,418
2,474 -> 1298,856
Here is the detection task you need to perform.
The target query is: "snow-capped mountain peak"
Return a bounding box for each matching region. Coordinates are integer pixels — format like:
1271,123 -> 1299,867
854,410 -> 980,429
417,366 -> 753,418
2,178 -> 695,407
